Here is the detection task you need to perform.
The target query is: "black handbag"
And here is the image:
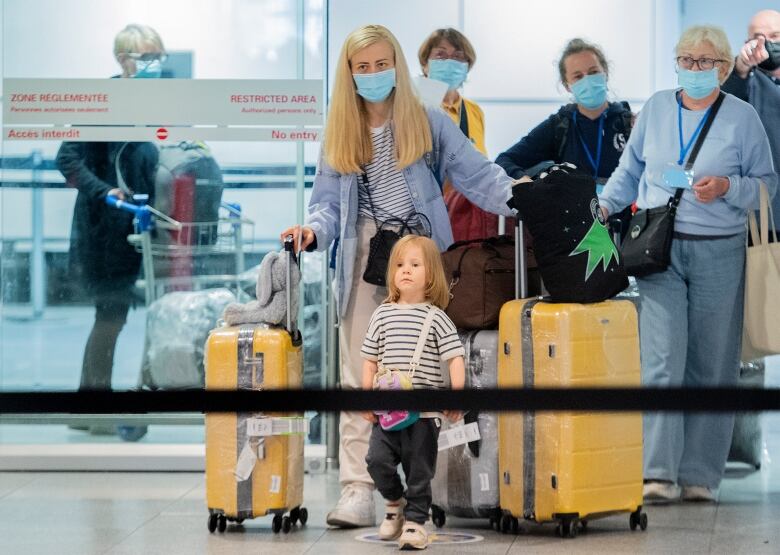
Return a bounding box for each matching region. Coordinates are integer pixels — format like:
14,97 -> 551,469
363,214 -> 423,287
360,173 -> 430,287
622,92 -> 725,278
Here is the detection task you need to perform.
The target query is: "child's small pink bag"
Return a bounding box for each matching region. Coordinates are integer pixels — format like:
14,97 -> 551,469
373,306 -> 436,431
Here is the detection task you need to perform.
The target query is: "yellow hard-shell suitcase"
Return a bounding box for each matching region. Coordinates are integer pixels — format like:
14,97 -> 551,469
497,297 -> 646,536
205,240 -> 307,534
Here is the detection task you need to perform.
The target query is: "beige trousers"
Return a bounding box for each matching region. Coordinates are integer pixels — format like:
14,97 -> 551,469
338,216 -> 387,487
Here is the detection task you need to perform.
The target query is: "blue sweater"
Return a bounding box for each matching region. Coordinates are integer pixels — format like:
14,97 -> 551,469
599,89 -> 777,236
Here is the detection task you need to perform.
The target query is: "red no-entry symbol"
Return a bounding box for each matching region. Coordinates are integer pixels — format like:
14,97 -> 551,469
156,128 -> 168,140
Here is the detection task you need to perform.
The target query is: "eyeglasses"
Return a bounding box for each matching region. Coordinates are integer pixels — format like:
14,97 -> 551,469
676,56 -> 726,71
430,49 -> 468,63
125,52 -> 168,63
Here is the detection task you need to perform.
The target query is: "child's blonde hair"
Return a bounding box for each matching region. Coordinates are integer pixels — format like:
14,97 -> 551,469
385,235 -> 450,309
324,24 -> 433,174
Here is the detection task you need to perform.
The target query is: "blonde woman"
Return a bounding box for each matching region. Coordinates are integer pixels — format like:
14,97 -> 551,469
280,24 -> 513,528
599,26 -> 777,503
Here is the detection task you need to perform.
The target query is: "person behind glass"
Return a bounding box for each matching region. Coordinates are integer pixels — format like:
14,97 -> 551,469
279,24 -> 514,528
362,235 -> 465,550
722,9 -> 780,227
418,28 -> 498,241
598,25 -> 777,504
56,24 -> 165,399
496,38 -> 634,238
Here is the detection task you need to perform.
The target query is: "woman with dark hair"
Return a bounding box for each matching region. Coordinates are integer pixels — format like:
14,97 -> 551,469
496,38 -> 634,236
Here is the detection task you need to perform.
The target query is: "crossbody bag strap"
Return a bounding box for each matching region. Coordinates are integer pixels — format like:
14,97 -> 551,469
459,99 -> 470,138
360,172 -> 381,228
671,91 -> 726,209
408,306 -> 437,379
684,91 -> 725,172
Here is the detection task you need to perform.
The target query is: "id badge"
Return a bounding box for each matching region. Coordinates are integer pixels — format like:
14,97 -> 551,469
662,163 -> 694,189
595,177 -> 608,196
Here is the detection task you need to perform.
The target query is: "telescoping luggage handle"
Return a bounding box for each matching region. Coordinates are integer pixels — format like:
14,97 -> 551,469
283,234 -> 301,337
514,216 -> 528,300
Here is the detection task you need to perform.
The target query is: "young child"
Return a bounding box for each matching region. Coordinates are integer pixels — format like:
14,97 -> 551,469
361,235 -> 465,550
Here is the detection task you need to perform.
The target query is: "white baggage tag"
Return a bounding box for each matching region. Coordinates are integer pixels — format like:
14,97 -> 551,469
246,417 -> 274,437
479,472 -> 490,492
437,421 -> 481,451
269,475 -> 282,494
234,442 -> 258,482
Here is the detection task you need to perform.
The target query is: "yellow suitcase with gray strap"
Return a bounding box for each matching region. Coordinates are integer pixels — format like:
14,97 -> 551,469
496,220 -> 646,537
205,239 -> 308,534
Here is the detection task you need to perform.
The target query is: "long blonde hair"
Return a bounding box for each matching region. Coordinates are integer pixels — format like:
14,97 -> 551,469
385,236 -> 450,309
324,24 -> 432,174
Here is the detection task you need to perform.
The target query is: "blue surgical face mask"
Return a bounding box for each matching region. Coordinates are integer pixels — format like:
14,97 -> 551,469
134,59 -> 162,79
570,73 -> 608,109
677,68 -> 719,99
427,59 -> 469,90
353,68 -> 396,103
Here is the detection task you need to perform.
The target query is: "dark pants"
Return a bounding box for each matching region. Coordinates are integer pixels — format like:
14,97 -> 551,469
366,418 -> 440,524
80,297 -> 131,390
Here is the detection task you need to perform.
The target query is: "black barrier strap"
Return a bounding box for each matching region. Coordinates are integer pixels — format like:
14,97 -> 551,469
1,388 -> 779,414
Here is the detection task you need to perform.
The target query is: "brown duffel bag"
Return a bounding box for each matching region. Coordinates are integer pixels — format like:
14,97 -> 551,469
442,233 -> 540,330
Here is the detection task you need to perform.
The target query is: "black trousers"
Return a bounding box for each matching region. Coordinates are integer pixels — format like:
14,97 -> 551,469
366,418 -> 440,524
79,296 -> 131,390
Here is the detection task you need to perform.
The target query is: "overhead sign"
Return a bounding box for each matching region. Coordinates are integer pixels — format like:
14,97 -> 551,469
3,78 -> 324,140
3,125 -> 321,142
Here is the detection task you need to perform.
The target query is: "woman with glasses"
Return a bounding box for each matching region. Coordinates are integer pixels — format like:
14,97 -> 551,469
279,24 -> 514,544
599,25 -> 776,504
55,25 -> 165,439
417,28 -> 498,241
496,38 -> 635,238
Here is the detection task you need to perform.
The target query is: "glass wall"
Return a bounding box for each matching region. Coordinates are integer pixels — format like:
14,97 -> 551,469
0,0 -> 327,461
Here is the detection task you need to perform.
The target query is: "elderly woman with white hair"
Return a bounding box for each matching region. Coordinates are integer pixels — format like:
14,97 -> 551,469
599,25 -> 777,503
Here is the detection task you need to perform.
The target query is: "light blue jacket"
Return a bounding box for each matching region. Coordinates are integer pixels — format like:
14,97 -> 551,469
600,89 -> 777,236
306,107 -> 514,317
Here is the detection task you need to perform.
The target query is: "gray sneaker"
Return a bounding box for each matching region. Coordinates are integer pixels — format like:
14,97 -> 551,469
326,483 -> 376,528
681,486 -> 716,502
643,480 -> 680,503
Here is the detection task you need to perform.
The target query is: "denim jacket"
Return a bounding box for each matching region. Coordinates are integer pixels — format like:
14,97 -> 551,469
306,107 -> 514,317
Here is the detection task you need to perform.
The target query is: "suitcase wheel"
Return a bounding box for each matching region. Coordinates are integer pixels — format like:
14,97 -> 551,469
217,514 -> 227,533
629,509 -> 648,531
207,513 -> 218,533
272,514 -> 283,534
289,506 -> 308,526
555,518 -> 579,539
431,505 -> 446,528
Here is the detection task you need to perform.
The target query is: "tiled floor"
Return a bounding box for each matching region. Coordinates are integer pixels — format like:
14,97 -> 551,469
0,458 -> 777,555
1,306 -> 779,553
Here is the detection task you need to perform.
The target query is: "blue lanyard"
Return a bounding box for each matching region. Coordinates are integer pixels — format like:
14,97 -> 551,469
572,110 -> 605,178
677,95 -> 712,166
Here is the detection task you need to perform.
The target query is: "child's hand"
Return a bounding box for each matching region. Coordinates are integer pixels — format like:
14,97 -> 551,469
443,410 -> 463,423
362,411 -> 378,423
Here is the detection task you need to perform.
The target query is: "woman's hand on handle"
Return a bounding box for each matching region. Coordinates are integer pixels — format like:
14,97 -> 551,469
280,224 -> 315,253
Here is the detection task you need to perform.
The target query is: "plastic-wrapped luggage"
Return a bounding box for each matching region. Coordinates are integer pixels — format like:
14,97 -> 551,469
140,288 -> 236,389
495,218 -> 646,537
204,240 -> 308,534
728,359 -> 765,469
430,330 -> 501,528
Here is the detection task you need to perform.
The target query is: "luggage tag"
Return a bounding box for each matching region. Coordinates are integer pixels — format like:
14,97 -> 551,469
662,162 -> 694,190
437,421 -> 481,451
234,441 -> 259,482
